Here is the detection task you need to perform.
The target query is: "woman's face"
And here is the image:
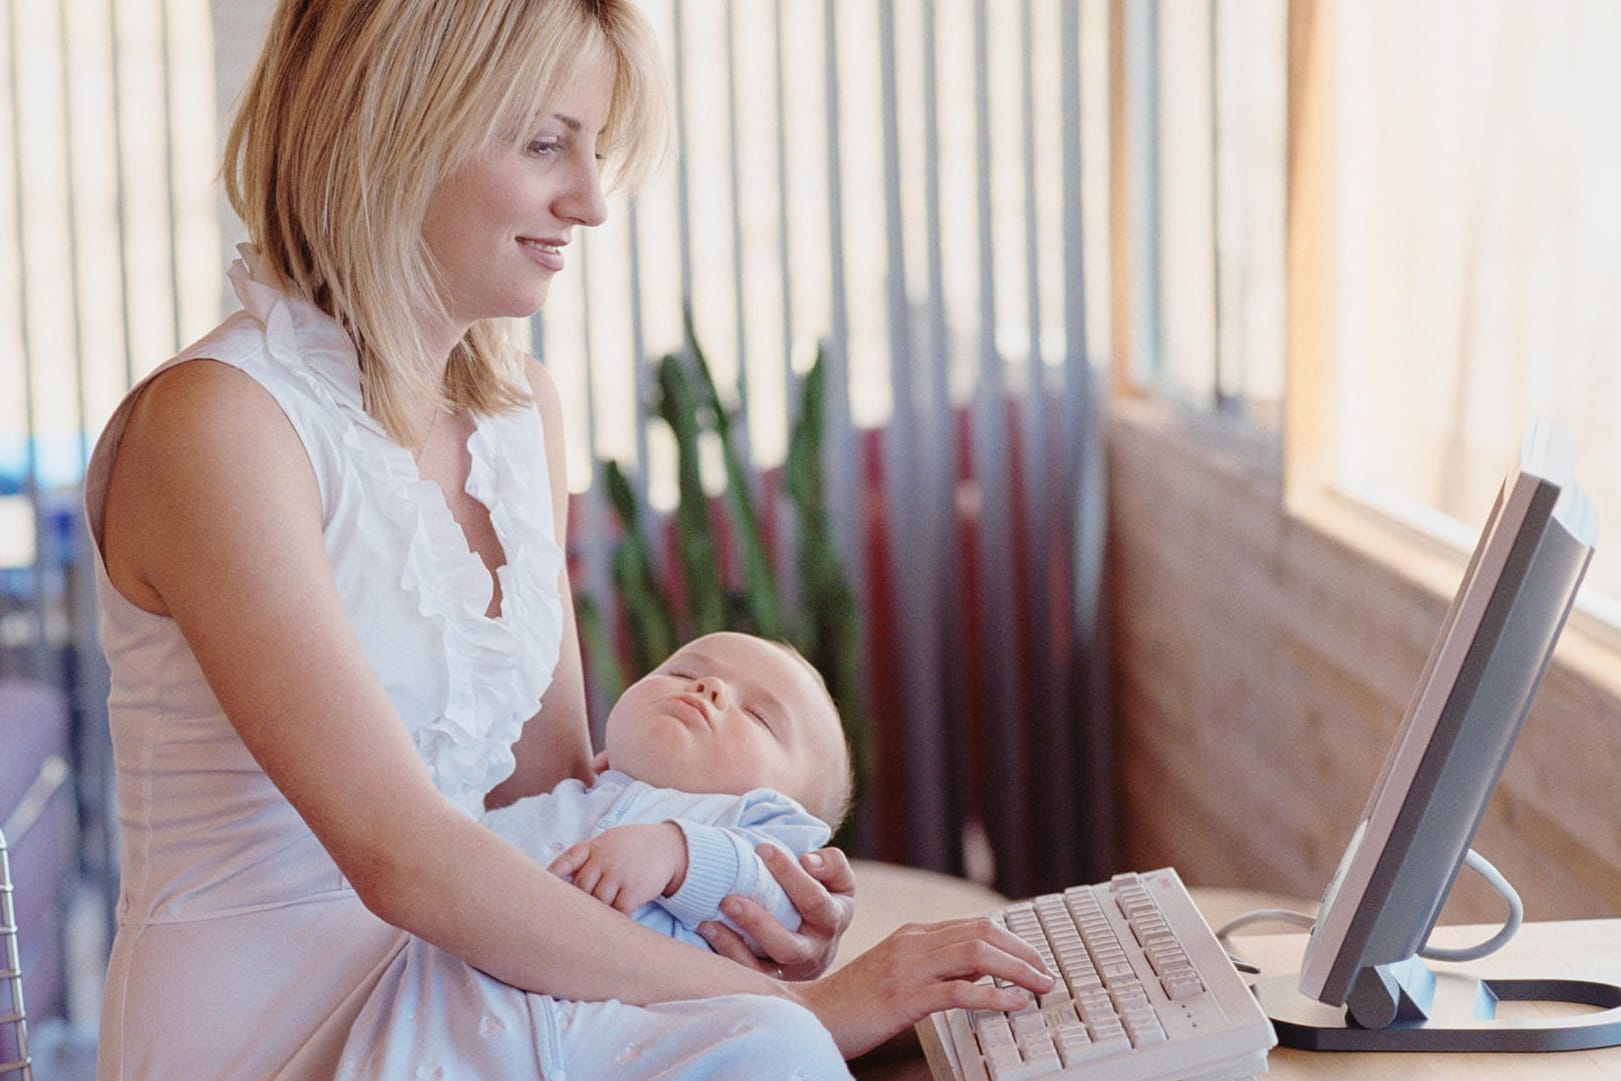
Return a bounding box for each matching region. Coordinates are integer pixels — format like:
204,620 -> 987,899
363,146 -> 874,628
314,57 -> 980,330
420,51 -> 615,333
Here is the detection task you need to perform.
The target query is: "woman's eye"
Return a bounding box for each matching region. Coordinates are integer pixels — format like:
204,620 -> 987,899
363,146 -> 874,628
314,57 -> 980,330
527,138 -> 562,157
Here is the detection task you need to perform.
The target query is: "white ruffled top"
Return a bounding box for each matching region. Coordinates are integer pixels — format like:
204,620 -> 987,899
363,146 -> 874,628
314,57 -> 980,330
93,245 -> 564,838
226,247 -> 565,816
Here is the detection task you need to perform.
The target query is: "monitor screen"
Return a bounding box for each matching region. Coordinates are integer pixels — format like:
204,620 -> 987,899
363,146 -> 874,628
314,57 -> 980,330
1295,423 -> 1596,1015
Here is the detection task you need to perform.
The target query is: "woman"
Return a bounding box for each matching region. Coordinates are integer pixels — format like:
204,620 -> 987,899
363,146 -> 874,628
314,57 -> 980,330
85,1 -> 1051,1078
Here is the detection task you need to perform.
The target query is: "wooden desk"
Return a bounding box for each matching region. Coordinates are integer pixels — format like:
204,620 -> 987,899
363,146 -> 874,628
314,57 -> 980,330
1234,918 -> 1621,1080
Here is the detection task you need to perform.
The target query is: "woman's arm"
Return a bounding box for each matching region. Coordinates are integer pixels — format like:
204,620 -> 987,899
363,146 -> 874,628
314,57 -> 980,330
486,359 -> 594,810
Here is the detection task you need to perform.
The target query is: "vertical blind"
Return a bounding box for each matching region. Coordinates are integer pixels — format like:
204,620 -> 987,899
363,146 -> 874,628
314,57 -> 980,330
2,0 -> 1115,894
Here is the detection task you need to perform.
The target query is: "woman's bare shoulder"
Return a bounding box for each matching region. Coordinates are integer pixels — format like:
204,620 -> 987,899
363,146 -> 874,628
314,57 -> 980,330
122,359 -> 316,480
103,358 -> 323,613
116,358 -> 316,516
127,357 -> 285,432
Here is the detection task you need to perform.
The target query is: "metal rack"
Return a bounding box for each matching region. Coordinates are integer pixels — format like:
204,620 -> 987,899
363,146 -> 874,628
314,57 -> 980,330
0,830 -> 32,1081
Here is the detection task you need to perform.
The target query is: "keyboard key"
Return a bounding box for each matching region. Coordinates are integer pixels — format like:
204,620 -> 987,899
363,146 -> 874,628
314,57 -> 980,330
983,1045 -> 1029,1081
1052,1023 -> 1092,1063
1162,970 -> 1205,1000
1040,1002 -> 1080,1028
1099,961 -> 1139,987
1088,1013 -> 1127,1037
1087,1029 -> 1133,1058
1075,990 -> 1116,1023
984,1053 -> 1047,1081
1120,1005 -> 1166,1045
1036,986 -> 1071,1010
1124,1014 -> 1169,1046
1016,1030 -> 1059,1065
975,1013 -> 1016,1051
1008,1011 -> 1045,1042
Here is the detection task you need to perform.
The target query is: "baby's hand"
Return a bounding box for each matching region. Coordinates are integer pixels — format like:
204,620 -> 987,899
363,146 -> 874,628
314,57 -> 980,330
547,822 -> 689,915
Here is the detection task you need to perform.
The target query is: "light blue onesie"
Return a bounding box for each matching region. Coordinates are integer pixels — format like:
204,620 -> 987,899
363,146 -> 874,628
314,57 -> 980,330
484,768 -> 831,950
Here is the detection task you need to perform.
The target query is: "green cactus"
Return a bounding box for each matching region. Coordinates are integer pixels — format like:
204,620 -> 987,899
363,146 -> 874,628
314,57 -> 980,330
683,310 -> 786,641
781,345 -> 869,806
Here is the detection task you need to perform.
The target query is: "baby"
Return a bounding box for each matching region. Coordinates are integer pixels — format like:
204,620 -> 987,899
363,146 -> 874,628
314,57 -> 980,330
336,632 -> 856,1076
482,629 -> 854,950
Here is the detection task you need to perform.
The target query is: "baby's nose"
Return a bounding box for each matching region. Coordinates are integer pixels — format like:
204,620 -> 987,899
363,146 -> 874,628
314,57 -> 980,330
693,675 -> 732,708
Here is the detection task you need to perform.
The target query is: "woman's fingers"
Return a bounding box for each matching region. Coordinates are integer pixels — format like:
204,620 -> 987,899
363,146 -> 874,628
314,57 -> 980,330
799,916 -> 1057,1058
710,844 -> 855,979
763,844 -> 855,935
719,895 -> 817,968
696,921 -> 772,973
797,847 -> 857,916
969,918 -> 1050,985
899,918 -> 1053,992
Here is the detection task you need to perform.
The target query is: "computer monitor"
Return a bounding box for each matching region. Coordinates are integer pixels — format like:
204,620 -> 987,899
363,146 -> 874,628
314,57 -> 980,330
1253,423 -> 1621,1052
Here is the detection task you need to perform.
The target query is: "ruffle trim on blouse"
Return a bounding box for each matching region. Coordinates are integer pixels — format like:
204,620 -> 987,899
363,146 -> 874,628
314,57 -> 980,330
228,246 -> 371,420
227,245 -> 565,818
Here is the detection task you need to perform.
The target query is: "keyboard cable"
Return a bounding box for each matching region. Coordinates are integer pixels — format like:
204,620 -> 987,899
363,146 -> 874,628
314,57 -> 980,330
1212,848 -> 1524,969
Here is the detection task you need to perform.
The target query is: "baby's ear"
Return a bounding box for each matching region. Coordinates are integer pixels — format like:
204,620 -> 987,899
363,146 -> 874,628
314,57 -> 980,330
590,749 -> 611,774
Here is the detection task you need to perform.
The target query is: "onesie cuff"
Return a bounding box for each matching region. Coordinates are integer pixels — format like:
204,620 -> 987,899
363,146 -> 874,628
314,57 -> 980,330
662,821 -> 740,928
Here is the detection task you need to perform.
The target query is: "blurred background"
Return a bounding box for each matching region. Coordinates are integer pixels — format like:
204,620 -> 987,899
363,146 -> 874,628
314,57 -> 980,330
4,0 -> 1621,1075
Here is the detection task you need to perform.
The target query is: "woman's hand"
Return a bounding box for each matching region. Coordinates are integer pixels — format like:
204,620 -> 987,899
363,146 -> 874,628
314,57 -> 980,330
793,917 -> 1055,1059
699,845 -> 855,980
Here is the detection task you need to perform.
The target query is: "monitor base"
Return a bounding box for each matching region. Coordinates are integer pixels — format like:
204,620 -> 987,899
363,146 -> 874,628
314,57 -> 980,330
1253,970 -> 1621,1052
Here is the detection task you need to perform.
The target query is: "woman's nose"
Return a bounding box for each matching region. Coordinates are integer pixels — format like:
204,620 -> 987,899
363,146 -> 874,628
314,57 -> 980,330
560,159 -> 608,228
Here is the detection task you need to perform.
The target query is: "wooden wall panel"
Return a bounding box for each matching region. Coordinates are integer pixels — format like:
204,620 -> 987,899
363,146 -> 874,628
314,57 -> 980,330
1107,400 -> 1621,924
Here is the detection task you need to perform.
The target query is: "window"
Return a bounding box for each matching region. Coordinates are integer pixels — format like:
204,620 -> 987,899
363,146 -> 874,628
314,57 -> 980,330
1122,0 -> 1619,630
1118,0 -> 1286,419
1328,0 -> 1621,620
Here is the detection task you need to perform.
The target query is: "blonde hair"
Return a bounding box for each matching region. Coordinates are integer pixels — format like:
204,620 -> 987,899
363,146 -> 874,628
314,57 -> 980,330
224,0 -> 671,445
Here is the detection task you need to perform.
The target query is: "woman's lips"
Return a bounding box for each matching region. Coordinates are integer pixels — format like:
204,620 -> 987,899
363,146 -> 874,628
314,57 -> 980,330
519,237 -> 564,272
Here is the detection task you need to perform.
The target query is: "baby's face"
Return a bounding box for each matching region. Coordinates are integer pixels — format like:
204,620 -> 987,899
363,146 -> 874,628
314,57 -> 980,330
603,632 -> 844,821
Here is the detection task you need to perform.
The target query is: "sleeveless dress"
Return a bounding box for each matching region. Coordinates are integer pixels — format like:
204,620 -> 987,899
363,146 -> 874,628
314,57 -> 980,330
86,249 -> 850,1081
86,247 -> 565,1080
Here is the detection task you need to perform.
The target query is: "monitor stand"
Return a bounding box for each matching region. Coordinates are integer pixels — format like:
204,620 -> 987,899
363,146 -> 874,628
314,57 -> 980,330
1252,957 -> 1621,1052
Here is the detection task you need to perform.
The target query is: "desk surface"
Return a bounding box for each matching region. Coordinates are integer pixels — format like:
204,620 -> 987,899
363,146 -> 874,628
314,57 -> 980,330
1235,917 -> 1621,1080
